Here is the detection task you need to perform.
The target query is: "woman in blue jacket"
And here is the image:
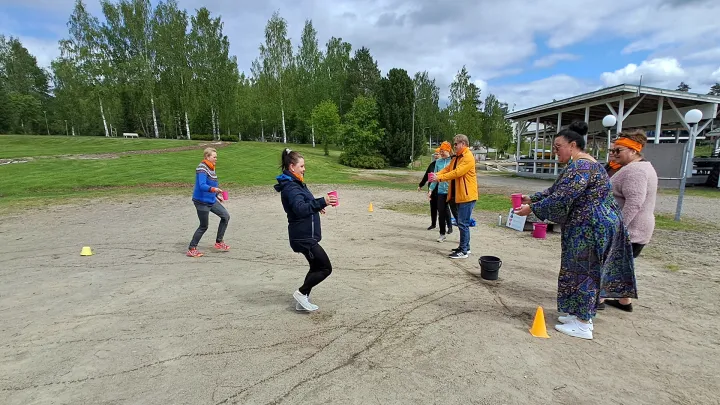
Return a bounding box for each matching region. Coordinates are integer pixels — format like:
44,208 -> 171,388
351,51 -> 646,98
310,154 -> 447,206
275,148 -> 337,312
187,147 -> 230,257
429,141 -> 454,242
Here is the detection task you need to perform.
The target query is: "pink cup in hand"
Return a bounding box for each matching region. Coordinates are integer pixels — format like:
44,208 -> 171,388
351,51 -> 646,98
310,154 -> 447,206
222,190 -> 229,201
328,190 -> 338,206
511,193 -> 523,209
428,172 -> 437,183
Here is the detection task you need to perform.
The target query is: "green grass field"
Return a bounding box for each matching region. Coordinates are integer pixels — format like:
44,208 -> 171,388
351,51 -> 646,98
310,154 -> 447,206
0,137 -> 356,203
659,187 -> 720,199
0,135 -> 203,158
2,135 -> 718,229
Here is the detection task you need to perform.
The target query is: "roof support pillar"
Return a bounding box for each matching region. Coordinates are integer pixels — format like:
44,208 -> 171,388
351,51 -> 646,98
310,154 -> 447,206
515,120 -> 531,173
584,106 -> 590,144
655,97 -> 664,144
555,112 -> 561,175
533,117 -> 539,174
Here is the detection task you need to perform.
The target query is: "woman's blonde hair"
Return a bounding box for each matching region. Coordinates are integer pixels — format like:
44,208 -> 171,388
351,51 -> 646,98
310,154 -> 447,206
203,147 -> 217,158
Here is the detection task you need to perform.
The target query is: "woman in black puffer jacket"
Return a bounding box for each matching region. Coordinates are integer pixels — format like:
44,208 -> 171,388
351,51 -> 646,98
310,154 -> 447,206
274,148 -> 337,312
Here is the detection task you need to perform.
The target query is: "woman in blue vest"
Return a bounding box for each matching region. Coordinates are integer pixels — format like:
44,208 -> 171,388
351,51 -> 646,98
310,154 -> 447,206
429,141 -> 454,242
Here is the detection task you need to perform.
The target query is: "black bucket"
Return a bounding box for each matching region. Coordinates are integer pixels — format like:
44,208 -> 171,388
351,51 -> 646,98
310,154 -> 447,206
479,256 -> 502,280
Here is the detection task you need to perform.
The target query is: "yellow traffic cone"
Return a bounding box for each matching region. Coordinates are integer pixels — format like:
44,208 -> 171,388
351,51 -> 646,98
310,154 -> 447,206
368,203 -> 374,212
529,306 -> 550,338
80,246 -> 93,256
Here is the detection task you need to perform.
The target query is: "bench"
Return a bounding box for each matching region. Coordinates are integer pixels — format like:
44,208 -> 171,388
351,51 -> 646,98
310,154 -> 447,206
123,133 -> 139,139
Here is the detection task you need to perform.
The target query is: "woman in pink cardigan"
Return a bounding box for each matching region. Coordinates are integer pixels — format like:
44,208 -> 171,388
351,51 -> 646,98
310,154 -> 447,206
606,130 -> 658,312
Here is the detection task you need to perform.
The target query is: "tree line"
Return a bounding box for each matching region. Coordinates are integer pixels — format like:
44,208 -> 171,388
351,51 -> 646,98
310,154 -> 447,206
5,1 -> 716,167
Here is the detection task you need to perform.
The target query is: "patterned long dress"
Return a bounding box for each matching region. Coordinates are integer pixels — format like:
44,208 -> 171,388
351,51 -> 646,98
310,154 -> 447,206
530,158 -> 637,321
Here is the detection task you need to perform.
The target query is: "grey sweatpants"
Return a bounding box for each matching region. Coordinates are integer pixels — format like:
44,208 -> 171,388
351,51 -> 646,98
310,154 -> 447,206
189,200 -> 230,249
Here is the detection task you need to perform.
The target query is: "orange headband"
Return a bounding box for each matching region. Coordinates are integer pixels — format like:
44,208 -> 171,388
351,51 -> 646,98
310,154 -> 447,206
615,137 -> 643,152
439,141 -> 452,152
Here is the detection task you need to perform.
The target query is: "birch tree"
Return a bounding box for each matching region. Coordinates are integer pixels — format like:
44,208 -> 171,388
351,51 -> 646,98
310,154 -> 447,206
259,11 -> 293,143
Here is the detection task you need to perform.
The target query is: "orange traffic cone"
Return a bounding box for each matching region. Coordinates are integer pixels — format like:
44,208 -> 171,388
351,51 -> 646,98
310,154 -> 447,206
529,306 -> 550,338
368,203 -> 374,212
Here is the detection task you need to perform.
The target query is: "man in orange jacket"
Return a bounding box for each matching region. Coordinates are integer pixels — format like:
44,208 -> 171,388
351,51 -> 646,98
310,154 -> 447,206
431,134 -> 478,258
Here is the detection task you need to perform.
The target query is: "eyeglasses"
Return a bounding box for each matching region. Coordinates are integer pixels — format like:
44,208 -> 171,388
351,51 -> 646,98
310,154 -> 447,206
609,148 -> 628,155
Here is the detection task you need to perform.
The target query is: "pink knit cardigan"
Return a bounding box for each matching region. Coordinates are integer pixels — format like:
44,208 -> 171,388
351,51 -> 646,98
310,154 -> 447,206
611,161 -> 658,245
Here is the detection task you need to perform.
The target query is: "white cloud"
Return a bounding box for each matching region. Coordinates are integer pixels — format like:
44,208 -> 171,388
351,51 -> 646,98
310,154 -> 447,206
474,79 -> 488,96
600,58 -> 686,88
17,37 -> 60,70
618,1 -> 720,54
683,47 -> 720,62
600,57 -> 719,93
532,53 -> 579,68
490,75 -> 596,111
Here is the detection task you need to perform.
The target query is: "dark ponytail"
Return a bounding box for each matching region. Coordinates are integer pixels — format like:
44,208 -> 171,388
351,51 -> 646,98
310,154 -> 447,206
281,148 -> 303,171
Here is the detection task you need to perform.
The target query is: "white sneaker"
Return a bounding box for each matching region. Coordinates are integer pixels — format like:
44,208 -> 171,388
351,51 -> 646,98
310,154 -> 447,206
296,302 -> 319,311
293,290 -> 317,311
558,315 -> 593,331
555,319 -> 593,340
437,234 -> 446,242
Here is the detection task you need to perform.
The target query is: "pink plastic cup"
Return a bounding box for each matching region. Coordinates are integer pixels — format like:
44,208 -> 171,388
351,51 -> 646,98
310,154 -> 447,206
222,190 -> 229,201
328,190 -> 338,206
533,223 -> 548,239
511,193 -> 523,209
428,172 -> 437,183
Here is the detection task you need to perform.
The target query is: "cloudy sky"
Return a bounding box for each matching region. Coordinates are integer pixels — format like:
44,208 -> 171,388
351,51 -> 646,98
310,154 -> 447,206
2,0 -> 719,110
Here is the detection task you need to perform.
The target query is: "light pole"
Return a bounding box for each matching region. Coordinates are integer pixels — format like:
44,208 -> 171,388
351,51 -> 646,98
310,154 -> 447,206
602,115 -> 616,162
411,94 -> 426,167
424,126 -> 431,149
675,109 -> 702,221
260,118 -> 265,142
43,110 -> 50,135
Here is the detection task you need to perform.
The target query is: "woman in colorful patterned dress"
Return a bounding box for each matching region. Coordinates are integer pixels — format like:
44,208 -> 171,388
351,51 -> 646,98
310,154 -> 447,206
514,123 -> 636,340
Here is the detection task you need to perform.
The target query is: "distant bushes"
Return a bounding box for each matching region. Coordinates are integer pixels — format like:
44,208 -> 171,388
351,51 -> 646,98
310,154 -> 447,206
339,152 -> 386,169
190,134 -> 238,142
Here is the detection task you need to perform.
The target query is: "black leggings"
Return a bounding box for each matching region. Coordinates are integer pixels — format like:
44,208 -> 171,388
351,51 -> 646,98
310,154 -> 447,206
429,188 -> 438,226
299,244 -> 333,295
437,194 -> 453,235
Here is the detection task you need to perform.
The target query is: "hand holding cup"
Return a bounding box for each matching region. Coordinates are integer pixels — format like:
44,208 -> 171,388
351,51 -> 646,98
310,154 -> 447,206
514,204 -> 532,217
326,191 -> 339,207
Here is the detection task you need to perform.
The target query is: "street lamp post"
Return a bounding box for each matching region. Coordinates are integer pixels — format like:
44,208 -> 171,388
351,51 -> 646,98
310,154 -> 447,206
411,94 -> 426,167
602,115 -> 617,163
675,109 -> 703,221
43,110 -> 50,135
263,121 -> 267,142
